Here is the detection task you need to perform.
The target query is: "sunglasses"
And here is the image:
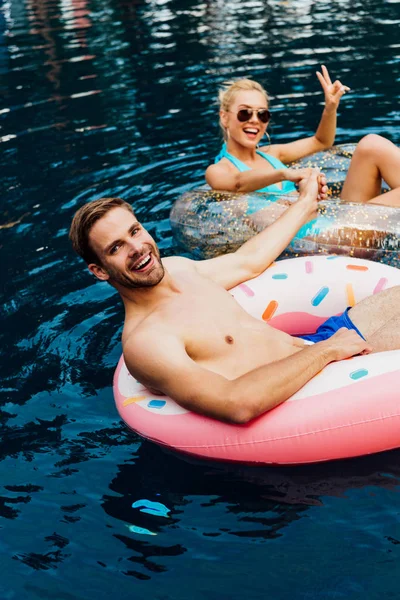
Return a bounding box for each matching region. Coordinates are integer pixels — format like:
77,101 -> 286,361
234,108 -> 271,124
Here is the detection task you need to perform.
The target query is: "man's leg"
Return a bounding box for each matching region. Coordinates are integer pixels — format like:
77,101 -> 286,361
341,134 -> 400,207
348,286 -> 400,348
366,315 -> 400,353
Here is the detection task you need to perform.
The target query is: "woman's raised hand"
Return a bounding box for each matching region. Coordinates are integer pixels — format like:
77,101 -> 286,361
316,65 -> 350,112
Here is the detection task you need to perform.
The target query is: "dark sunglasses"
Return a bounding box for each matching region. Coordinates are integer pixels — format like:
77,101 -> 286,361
235,108 -> 271,124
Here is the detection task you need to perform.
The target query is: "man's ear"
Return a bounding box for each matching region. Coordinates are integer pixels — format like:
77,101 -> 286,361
88,263 -> 110,281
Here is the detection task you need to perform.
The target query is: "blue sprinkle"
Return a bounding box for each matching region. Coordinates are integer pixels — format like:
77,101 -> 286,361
327,255 -> 339,260
272,274 -> 288,280
311,286 -> 330,306
132,499 -> 170,517
350,369 -> 369,380
148,400 -> 166,409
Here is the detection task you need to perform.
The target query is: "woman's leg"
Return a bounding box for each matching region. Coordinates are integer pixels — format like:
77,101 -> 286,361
341,134 -> 400,207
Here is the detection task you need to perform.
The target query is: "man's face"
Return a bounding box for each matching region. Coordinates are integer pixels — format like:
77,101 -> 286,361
88,207 -> 165,289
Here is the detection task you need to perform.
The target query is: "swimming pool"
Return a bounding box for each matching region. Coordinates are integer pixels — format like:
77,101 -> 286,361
1,0 -> 400,597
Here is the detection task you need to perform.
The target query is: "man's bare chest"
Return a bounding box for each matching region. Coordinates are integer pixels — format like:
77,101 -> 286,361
163,286 -> 268,361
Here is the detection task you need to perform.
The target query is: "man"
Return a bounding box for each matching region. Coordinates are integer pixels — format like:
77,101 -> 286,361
69,172 -> 400,424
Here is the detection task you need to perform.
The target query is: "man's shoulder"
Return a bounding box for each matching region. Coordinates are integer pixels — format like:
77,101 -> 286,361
123,313 -> 171,350
162,255 -> 197,272
122,316 -> 187,385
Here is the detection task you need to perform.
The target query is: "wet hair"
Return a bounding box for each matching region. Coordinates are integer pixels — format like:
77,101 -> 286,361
69,197 -> 134,264
218,78 -> 269,141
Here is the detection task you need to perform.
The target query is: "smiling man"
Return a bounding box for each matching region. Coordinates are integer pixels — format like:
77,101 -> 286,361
69,172 -> 400,424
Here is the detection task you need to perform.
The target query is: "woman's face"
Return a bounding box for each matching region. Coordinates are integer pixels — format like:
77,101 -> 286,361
221,89 -> 269,148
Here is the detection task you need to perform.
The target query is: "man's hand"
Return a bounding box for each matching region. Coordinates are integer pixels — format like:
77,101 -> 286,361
283,167 -> 328,200
316,65 -> 350,113
283,167 -> 314,183
294,168 -> 323,221
320,328 -> 372,361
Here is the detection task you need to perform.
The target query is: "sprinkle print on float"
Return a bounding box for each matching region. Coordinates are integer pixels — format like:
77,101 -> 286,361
262,300 -> 279,321
311,287 -> 330,307
114,256 -> 400,465
238,283 -> 255,297
374,277 -> 388,294
346,284 -> 356,307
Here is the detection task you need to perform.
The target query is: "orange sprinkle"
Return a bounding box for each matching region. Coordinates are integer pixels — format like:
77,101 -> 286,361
123,395 -> 146,407
262,300 -> 278,321
346,264 -> 368,271
346,283 -> 356,307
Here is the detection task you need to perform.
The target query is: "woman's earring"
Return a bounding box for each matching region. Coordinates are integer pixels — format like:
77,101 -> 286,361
257,131 -> 270,149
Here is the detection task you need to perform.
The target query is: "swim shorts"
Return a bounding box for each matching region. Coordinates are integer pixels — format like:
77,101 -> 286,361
298,307 -> 366,343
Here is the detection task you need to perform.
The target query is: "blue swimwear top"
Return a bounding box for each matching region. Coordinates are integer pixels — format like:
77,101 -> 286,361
215,143 -> 297,196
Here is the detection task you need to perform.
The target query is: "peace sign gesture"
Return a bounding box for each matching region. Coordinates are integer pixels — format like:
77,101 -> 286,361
316,65 -> 350,112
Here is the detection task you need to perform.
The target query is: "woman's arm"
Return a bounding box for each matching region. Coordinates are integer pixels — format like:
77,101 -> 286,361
205,161 -> 285,193
270,65 -> 350,164
206,161 -> 321,194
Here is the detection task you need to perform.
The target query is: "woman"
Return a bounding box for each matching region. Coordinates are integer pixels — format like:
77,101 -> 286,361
206,66 -> 400,208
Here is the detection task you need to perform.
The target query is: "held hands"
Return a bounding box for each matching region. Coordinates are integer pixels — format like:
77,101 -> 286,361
322,328 -> 373,361
283,167 -> 328,200
293,168 -> 322,222
316,65 -> 350,112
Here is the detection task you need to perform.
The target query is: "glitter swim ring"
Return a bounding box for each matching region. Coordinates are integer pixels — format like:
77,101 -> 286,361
114,256 -> 400,466
289,143 -> 357,196
170,145 -> 398,266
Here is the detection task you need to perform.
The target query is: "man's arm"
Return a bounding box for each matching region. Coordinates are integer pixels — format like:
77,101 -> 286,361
194,172 -> 320,289
124,328 -> 371,424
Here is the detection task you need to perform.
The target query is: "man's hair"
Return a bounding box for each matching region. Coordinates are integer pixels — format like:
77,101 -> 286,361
69,197 -> 134,264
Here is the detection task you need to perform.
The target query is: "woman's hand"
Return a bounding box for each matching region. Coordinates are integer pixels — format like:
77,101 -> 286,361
316,65 -> 350,113
283,167 -> 313,183
283,167 -> 328,200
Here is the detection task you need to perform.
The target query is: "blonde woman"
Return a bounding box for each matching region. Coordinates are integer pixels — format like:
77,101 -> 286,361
206,66 -> 400,208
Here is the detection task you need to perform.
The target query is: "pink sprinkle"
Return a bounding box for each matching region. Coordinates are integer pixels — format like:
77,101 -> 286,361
373,277 -> 388,294
305,261 -> 313,274
239,283 -> 255,297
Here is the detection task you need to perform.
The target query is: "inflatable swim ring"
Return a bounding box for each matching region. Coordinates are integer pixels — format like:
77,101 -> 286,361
114,256 -> 400,465
170,145 -> 398,265
290,143 -> 356,196
171,192 -> 399,265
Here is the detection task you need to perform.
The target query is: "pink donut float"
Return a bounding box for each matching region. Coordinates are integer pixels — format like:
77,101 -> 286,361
114,256 -> 400,465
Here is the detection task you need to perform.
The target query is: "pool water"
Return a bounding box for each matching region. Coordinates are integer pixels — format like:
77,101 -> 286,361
1,0 -> 400,598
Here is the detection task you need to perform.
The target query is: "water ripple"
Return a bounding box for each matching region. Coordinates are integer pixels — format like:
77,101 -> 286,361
1,0 -> 400,597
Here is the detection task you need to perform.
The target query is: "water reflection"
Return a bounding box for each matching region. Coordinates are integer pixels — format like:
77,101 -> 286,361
1,0 -> 400,596
101,442 -> 400,580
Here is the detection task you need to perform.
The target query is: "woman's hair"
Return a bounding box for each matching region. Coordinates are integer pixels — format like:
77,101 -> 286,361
218,78 -> 269,141
69,197 -> 134,264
